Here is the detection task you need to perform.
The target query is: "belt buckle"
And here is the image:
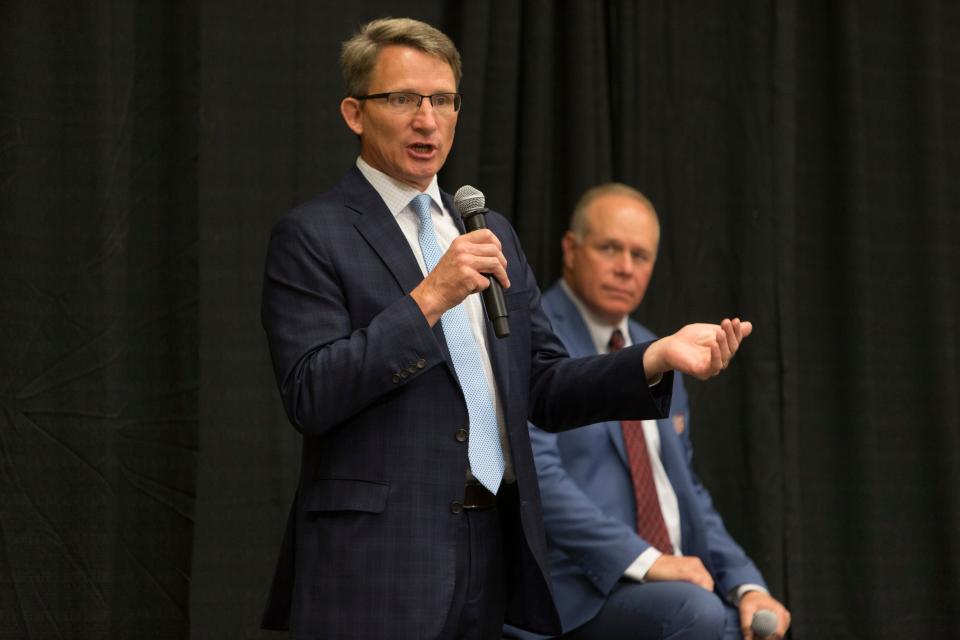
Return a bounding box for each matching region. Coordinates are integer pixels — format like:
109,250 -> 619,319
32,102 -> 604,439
463,483 -> 496,510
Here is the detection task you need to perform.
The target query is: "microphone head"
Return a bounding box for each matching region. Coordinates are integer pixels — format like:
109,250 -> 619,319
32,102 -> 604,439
454,185 -> 485,215
750,609 -> 778,637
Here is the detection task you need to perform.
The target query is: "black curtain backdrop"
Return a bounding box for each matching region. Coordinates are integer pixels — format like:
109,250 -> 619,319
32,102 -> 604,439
1,1 -> 957,639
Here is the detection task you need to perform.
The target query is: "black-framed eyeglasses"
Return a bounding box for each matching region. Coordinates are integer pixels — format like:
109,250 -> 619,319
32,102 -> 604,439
354,92 -> 462,114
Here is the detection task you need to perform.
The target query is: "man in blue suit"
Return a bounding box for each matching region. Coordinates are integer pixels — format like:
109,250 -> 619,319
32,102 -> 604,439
511,184 -> 790,640
260,19 -> 753,640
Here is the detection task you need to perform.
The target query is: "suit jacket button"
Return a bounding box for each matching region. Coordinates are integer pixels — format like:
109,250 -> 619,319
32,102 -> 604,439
407,365 -> 417,374
416,358 -> 426,368
450,501 -> 463,514
399,370 -> 409,379
455,428 -> 468,443
392,374 -> 401,384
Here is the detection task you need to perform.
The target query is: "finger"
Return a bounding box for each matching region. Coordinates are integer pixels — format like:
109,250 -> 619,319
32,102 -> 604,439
483,263 -> 511,290
726,318 -> 742,351
779,611 -> 791,636
710,334 -> 724,376
493,268 -> 510,289
691,563 -> 714,592
462,228 -> 502,251
453,237 -> 504,259
471,273 -> 491,293
458,239 -> 508,275
739,319 -> 753,338
717,323 -> 733,365
469,254 -> 507,273
724,319 -> 746,361
473,255 -> 510,289
724,321 -> 740,364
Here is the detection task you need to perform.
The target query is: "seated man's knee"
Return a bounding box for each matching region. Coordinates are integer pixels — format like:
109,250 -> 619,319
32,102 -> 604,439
663,584 -> 727,640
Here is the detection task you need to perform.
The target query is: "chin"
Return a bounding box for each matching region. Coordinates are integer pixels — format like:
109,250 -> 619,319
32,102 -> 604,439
404,166 -> 438,184
602,305 -> 632,321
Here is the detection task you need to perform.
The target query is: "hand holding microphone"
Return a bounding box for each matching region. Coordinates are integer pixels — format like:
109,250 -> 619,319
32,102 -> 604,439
750,609 -> 778,637
409,185 -> 510,333
739,590 -> 790,639
454,185 -> 510,338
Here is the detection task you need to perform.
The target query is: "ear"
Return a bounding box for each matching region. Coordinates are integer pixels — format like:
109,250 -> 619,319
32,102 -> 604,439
340,97 -> 363,136
561,231 -> 577,271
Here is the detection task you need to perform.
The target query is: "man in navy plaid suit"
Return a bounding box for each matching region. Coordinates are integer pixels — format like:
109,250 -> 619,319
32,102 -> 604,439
259,17 -> 752,640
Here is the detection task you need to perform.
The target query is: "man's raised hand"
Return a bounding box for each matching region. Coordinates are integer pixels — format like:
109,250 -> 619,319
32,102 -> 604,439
643,318 -> 753,382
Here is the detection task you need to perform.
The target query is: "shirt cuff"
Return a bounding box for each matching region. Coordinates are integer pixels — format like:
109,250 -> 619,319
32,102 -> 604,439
729,583 -> 769,606
623,547 -> 663,582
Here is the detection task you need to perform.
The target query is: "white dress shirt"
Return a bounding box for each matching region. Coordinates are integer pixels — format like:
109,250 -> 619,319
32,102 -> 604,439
558,281 -> 681,579
355,157 -> 514,483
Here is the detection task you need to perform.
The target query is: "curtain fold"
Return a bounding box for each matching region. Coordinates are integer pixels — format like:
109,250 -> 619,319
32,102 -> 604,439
0,2 -> 197,638
1,1 -> 957,638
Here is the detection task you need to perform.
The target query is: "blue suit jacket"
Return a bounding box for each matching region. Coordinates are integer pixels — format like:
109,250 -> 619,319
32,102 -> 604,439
259,168 -> 675,639
519,282 -> 766,635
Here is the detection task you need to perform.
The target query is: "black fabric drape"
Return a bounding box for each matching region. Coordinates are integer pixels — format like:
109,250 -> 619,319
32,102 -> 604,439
0,2 -> 197,638
788,3 -> 960,636
2,1 -> 958,638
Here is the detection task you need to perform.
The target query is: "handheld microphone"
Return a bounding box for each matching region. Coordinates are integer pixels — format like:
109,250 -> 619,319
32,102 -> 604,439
453,185 -> 510,338
750,609 -> 778,637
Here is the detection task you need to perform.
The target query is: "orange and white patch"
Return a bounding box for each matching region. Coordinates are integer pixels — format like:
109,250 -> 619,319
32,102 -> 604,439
672,413 -> 686,435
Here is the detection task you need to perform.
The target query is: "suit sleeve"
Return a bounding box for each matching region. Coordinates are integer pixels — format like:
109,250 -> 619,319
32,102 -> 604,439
528,424 -> 651,595
488,221 -> 673,431
260,212 -> 447,436
672,375 -> 767,594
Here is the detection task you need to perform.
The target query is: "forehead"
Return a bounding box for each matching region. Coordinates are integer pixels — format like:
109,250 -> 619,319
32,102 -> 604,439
584,194 -> 659,242
369,45 -> 456,90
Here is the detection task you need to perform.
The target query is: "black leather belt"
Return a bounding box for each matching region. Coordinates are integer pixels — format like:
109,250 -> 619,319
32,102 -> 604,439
463,483 -> 497,510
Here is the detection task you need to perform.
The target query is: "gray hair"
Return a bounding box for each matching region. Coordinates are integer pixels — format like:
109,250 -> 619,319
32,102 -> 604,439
340,17 -> 462,97
569,182 -> 660,241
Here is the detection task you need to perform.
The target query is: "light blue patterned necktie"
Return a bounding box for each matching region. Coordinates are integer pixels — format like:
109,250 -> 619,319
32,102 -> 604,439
410,193 -> 505,494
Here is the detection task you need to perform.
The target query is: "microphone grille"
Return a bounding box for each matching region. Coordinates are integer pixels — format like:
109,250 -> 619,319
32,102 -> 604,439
454,185 -> 485,213
750,609 -> 778,637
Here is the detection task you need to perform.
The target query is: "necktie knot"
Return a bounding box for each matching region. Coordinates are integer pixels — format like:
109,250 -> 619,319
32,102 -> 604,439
411,193 -> 433,226
608,329 -> 626,353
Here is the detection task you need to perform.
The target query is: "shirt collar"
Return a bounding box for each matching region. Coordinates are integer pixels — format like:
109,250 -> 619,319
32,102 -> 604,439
559,279 -> 632,353
356,156 -> 445,218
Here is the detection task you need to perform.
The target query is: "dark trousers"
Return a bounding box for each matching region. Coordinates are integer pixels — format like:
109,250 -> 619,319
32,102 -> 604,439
436,487 -> 510,640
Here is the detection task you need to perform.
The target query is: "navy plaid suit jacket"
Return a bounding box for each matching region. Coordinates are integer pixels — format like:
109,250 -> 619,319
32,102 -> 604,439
259,167 -> 674,639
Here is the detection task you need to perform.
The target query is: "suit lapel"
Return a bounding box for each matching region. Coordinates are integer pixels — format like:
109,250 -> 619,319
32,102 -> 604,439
346,168 -> 425,294
543,284 -> 596,358
546,285 -> 631,467
440,190 -> 466,234
345,168 -> 453,364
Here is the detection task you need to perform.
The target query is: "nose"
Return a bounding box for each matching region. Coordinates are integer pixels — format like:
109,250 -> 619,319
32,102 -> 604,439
411,98 -> 439,131
613,251 -> 634,276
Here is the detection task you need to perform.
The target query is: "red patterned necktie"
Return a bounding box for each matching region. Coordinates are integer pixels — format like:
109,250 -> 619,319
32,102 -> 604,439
608,329 -> 674,554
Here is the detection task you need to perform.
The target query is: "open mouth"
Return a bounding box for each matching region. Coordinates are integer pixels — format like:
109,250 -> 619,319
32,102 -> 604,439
408,143 -> 436,156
